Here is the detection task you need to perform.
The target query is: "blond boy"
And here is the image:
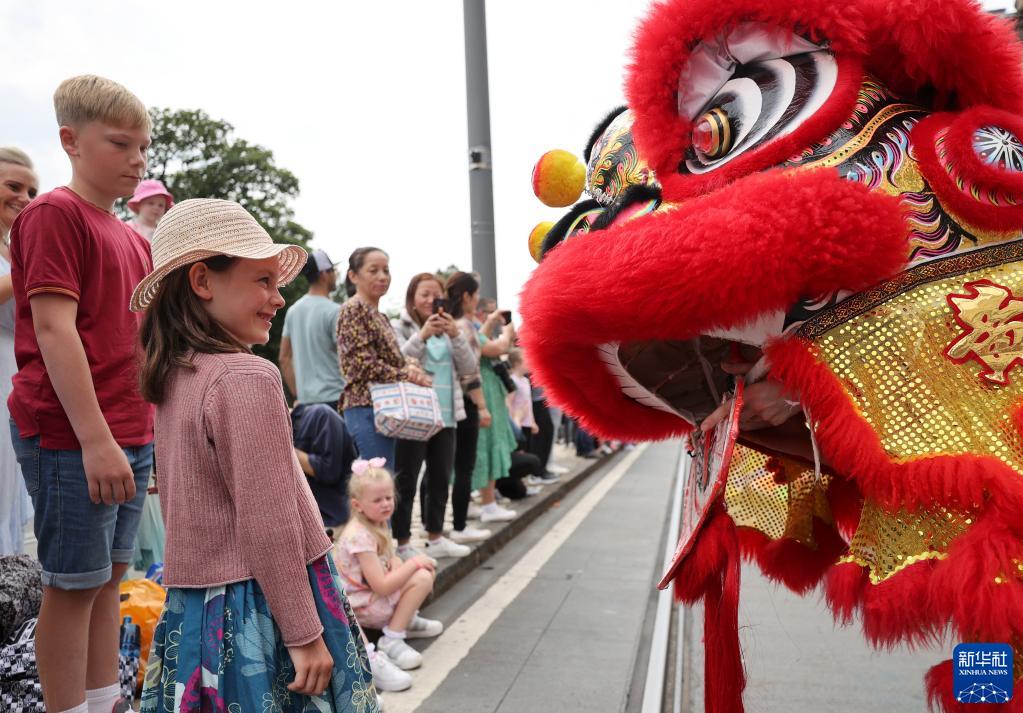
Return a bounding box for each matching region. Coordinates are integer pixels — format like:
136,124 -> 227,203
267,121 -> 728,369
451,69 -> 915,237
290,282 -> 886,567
8,75 -> 155,713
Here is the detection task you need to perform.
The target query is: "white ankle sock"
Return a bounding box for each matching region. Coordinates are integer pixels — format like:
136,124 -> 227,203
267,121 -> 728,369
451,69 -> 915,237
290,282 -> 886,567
382,626 -> 406,640
482,502 -> 499,513
60,703 -> 88,713
86,682 -> 122,713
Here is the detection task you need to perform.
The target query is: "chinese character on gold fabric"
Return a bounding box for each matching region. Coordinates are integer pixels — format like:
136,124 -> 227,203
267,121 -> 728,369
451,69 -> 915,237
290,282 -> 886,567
945,279 -> 1023,385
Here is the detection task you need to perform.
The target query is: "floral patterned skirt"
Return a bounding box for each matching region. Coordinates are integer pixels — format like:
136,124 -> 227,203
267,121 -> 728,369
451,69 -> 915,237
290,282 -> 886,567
140,555 -> 379,713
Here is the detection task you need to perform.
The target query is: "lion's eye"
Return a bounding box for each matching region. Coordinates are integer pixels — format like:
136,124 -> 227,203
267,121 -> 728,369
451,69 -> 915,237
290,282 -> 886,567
692,107 -> 734,159
683,51 -> 836,174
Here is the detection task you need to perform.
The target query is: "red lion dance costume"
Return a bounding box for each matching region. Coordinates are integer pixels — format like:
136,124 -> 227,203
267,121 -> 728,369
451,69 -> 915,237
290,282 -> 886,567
519,0 -> 1023,711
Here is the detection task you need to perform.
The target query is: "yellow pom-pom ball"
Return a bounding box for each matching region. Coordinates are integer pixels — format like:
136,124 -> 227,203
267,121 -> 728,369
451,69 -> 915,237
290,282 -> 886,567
529,221 -> 554,263
532,149 -> 585,207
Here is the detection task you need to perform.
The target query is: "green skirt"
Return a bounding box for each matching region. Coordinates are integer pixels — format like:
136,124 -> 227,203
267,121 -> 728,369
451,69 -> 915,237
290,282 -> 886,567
472,361 -> 517,490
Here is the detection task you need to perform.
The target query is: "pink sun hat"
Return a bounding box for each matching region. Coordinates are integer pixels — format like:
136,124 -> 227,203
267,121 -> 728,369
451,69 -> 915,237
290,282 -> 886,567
127,179 -> 174,214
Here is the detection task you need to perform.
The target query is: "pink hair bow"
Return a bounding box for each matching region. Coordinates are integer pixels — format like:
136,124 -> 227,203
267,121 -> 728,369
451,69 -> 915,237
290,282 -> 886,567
352,457 -> 387,475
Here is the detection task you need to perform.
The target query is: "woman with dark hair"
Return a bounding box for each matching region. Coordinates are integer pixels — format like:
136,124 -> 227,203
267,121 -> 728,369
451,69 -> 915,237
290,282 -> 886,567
336,247 -> 430,463
390,273 -> 488,557
447,272 -> 518,528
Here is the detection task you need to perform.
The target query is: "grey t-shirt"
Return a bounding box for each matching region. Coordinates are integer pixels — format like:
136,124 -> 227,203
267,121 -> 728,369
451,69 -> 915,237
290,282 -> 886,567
282,294 -> 345,404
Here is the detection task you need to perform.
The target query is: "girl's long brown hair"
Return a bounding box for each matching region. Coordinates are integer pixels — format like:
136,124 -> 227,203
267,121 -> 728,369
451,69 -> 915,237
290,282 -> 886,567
138,256 -> 249,404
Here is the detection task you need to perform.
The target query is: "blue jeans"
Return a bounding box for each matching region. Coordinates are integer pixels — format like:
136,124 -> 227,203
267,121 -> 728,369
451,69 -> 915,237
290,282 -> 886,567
343,406 -> 396,465
10,421 -> 154,590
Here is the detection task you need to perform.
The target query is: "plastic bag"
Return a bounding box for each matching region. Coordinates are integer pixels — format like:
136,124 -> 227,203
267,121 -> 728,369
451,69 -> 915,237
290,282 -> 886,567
118,578 -> 166,673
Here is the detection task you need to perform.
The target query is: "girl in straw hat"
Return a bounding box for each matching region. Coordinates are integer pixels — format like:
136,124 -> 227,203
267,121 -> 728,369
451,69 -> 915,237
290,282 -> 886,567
133,199 -> 378,712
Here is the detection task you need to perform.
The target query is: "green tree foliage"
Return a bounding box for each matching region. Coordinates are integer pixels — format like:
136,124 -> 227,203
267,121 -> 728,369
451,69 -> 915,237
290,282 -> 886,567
131,108 -> 313,364
436,264 -> 463,283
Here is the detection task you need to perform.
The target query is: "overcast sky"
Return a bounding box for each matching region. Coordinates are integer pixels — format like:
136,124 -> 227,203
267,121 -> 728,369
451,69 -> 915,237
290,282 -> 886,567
1,0 -> 1014,311
1,0 -> 649,313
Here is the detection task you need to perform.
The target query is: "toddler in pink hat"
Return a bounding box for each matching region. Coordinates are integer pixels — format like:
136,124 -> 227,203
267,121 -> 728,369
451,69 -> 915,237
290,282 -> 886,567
126,179 -> 173,242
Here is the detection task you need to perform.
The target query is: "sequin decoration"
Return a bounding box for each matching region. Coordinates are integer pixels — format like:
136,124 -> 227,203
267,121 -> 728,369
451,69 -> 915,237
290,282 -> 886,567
974,126 -> 1023,172
807,251 -> 1023,470
724,445 -> 830,547
839,501 -> 973,584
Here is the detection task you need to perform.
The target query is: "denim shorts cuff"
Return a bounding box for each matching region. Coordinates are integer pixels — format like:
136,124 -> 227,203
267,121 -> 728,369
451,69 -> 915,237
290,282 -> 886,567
41,564 -> 112,590
110,548 -> 135,564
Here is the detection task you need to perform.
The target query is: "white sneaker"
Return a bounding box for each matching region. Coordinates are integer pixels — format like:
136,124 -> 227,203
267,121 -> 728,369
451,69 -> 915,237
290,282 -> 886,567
546,464 -> 569,474
424,536 -> 471,559
406,613 -> 444,639
466,502 -> 483,520
480,504 -> 517,523
524,474 -> 546,487
378,635 -> 423,670
396,544 -> 425,562
449,526 -> 490,544
370,649 -> 412,691
525,485 -> 542,497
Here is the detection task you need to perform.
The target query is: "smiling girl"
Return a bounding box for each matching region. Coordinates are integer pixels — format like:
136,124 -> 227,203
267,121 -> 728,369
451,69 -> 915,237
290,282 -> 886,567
132,199 -> 377,712
0,147 -> 38,556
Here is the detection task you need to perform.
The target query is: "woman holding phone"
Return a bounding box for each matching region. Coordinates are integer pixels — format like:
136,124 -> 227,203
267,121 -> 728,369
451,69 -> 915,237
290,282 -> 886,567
391,273 -> 486,559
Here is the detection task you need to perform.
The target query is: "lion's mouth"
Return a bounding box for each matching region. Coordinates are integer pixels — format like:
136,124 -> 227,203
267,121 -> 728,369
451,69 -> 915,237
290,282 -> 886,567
598,337 -> 739,426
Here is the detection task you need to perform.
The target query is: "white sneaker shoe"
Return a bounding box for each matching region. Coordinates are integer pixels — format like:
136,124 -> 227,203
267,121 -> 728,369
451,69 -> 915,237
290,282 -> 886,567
378,635 -> 423,670
406,613 -> 444,639
466,502 -> 483,520
480,504 -> 517,523
370,648 -> 413,691
449,526 -> 490,544
524,474 -> 546,487
424,536 -> 471,558
396,544 -> 424,561
546,464 -> 569,475
525,485 -> 542,497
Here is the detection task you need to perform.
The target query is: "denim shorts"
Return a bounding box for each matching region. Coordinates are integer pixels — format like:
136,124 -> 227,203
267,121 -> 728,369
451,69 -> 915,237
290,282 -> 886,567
10,420 -> 154,590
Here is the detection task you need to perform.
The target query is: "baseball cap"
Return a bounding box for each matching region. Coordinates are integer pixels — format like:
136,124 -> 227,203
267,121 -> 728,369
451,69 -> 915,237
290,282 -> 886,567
302,249 -> 337,281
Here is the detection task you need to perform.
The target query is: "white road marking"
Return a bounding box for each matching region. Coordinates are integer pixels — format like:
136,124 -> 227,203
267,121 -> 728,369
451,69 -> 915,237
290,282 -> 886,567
384,443 -> 650,713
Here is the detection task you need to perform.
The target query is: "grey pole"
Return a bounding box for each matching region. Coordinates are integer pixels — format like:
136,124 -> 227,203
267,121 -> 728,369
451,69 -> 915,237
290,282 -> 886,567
463,0 -> 498,301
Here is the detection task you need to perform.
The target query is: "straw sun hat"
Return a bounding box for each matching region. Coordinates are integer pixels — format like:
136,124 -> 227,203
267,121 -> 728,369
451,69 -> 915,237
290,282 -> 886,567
130,198 -> 308,312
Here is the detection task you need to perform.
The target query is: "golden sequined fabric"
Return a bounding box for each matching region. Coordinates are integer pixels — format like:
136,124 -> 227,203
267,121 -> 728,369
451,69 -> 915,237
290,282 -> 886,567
724,445 -> 831,548
839,501 -> 973,584
797,243 -> 1023,583
804,246 -> 1023,471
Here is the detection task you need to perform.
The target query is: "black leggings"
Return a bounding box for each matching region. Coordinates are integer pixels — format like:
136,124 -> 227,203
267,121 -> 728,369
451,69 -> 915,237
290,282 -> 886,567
392,428 -> 456,540
527,399 -> 554,470
452,396 -> 479,532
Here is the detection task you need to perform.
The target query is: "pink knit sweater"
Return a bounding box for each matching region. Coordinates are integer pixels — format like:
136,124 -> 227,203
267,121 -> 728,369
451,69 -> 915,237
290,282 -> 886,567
156,351 -> 332,646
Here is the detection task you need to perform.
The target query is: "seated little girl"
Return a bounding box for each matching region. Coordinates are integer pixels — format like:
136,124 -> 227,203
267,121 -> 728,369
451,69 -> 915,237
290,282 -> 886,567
334,458 -> 444,675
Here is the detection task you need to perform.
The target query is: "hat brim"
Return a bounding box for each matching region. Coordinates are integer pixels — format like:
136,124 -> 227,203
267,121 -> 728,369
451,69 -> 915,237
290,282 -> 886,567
130,243 -> 308,312
127,192 -> 175,213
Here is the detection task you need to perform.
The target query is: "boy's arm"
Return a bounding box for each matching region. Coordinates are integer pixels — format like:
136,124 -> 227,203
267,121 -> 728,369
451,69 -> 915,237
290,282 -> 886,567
279,336 -> 297,398
30,293 -> 135,505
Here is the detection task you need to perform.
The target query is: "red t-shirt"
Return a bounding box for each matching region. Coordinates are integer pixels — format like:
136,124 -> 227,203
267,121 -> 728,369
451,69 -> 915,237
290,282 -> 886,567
8,187 -> 155,449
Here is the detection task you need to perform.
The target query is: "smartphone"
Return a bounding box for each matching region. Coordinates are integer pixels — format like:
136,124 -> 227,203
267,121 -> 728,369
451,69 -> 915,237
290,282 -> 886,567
432,297 -> 449,314
500,310 -> 513,325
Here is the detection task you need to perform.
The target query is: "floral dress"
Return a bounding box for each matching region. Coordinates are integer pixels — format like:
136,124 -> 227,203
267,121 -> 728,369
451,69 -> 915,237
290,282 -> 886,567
140,556 -> 379,713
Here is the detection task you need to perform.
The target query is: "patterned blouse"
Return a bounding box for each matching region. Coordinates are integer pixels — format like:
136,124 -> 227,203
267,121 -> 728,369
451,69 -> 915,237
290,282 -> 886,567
337,298 -> 409,410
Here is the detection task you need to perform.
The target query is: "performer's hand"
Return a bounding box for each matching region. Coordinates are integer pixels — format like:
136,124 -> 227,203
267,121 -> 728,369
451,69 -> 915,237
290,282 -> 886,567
701,379 -> 800,433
